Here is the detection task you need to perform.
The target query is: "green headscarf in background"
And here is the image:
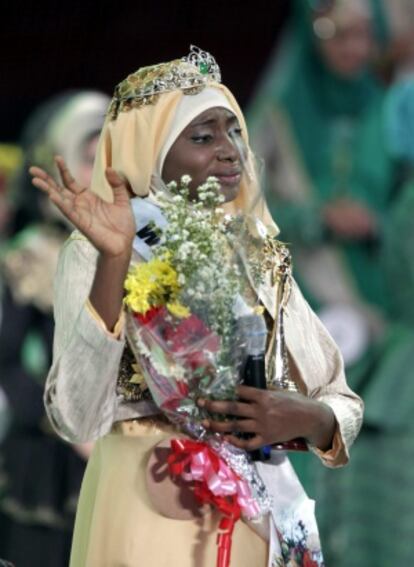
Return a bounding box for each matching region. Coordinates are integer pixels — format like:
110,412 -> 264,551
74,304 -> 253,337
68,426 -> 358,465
248,6 -> 414,566
248,0 -> 395,312
247,0 -> 396,509
309,74 -> 414,567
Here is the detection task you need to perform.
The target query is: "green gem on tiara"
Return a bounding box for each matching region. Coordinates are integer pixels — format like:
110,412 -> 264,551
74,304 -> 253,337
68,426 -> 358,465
185,45 -> 220,81
199,62 -> 209,75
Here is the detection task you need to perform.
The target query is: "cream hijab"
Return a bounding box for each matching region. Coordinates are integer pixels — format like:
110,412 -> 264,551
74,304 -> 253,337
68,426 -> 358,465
90,78 -> 277,232
90,59 -> 285,349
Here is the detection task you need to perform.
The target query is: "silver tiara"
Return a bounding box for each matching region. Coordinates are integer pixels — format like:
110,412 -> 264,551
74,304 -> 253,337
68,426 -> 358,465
108,46 -> 222,120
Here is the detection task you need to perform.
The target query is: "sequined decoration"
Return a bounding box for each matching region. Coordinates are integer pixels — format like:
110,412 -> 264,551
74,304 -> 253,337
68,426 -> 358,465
2,227 -> 66,313
108,45 -> 221,120
209,436 -> 272,519
116,342 -> 153,403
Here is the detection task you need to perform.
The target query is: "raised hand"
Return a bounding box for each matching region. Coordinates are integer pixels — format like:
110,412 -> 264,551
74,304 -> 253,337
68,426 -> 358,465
29,156 -> 136,258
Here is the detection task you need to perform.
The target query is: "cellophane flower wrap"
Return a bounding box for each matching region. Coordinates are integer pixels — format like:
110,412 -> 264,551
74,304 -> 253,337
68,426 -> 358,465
124,175 -> 259,435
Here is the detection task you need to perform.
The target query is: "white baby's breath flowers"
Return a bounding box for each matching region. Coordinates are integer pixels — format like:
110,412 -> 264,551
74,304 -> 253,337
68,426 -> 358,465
153,175 -> 242,357
181,174 -> 192,185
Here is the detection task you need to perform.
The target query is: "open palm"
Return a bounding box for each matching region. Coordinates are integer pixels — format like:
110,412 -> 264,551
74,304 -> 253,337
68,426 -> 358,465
29,156 -> 136,258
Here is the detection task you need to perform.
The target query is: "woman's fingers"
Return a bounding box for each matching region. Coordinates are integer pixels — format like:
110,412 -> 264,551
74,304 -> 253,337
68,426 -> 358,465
30,175 -> 53,194
223,434 -> 265,451
235,385 -> 264,402
105,167 -> 124,187
30,171 -> 79,225
200,410 -> 268,450
29,166 -> 61,194
105,168 -> 133,203
30,168 -> 69,204
197,397 -> 255,418
202,418 -> 257,435
28,165 -> 48,180
29,158 -> 84,198
55,155 -> 84,194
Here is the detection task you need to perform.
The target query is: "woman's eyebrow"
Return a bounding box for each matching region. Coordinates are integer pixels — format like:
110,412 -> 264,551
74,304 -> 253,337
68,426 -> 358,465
190,115 -> 239,129
190,117 -> 217,128
227,115 -> 240,126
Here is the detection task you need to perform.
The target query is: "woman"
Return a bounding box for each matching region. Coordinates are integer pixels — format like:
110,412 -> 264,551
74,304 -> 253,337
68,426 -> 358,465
301,75 -> 414,567
0,90 -> 109,567
316,75 -> 414,567
30,47 -> 362,567
249,0 -> 394,370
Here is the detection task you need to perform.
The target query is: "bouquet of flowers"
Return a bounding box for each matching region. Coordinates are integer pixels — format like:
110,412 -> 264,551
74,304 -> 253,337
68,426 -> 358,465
124,175 -> 259,435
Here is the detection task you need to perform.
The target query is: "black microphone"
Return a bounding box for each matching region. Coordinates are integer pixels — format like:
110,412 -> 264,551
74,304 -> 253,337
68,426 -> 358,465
241,314 -> 267,390
238,313 -> 271,461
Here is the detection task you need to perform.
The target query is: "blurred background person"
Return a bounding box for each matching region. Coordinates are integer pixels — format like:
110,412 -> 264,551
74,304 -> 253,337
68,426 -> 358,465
247,0 -> 395,490
376,0 -> 414,80
0,144 -> 22,442
311,74 -> 414,567
248,1 -> 414,565
0,90 -> 109,567
0,145 -> 22,245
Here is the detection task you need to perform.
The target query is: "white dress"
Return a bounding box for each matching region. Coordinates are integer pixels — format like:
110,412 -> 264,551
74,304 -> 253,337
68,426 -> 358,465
45,231 -> 363,566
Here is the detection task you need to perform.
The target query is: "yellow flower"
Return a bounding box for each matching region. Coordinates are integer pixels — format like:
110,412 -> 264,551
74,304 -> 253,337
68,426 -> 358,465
167,301 -> 191,319
124,257 -> 181,314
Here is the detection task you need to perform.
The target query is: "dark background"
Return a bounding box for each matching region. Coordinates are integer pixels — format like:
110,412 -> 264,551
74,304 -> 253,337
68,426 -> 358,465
1,0 -> 290,142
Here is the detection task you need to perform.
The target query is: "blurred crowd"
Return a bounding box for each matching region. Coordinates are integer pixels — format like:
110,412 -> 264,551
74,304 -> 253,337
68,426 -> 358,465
1,0 -> 414,565
249,1 -> 414,566
0,92 -> 109,566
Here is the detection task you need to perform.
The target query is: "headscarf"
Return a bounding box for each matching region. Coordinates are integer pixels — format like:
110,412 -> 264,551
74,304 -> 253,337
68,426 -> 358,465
156,87 -> 235,174
25,91 -> 110,178
13,90 -> 109,230
248,0 -> 394,313
90,47 -> 276,230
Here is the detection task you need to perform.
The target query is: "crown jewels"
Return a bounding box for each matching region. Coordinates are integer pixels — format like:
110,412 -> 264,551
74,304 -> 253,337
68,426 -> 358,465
108,46 -> 222,120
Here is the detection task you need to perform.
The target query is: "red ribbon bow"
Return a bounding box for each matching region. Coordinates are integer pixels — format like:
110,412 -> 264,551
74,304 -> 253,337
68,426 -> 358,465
168,438 -> 259,567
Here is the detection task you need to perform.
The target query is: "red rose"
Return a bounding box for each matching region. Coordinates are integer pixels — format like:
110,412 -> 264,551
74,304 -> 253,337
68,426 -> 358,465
163,314 -> 220,354
177,380 -> 190,397
134,306 -> 165,325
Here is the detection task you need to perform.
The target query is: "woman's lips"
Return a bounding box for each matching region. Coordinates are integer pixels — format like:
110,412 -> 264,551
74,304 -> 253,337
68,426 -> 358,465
214,172 -> 242,187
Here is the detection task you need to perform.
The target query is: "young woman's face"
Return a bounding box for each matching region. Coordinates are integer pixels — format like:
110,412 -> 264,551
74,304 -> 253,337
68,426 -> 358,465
162,107 -> 245,202
317,14 -> 374,78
